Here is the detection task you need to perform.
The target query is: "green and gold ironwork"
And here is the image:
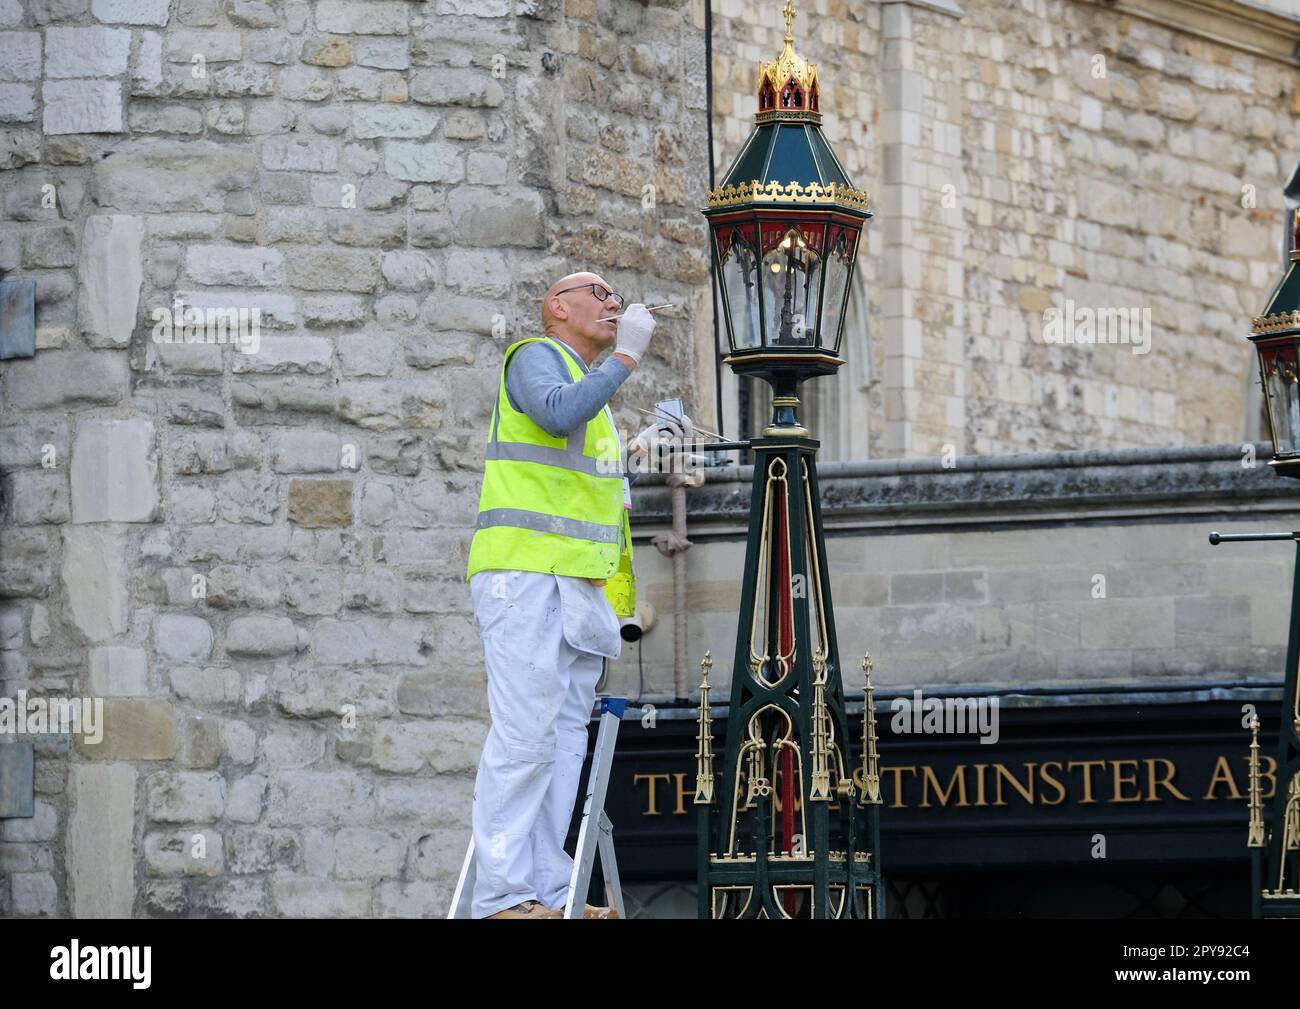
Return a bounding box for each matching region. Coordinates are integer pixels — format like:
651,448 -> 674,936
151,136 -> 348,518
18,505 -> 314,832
1234,196 -> 1300,915
695,1 -> 882,919
1212,531 -> 1300,917
692,426 -> 884,918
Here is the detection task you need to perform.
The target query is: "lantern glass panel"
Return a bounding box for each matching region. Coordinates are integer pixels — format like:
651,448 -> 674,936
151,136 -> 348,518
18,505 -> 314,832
1260,342 -> 1300,455
760,223 -> 825,347
717,224 -> 762,350
821,225 -> 859,357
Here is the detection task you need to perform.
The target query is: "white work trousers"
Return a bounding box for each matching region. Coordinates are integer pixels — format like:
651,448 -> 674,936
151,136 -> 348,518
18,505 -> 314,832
468,569 -> 621,918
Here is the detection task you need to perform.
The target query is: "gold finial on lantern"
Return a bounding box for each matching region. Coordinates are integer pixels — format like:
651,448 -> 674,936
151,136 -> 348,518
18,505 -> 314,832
756,1 -> 821,124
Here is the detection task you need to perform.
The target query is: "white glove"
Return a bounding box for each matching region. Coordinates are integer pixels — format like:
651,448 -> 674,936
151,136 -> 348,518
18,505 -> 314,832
614,303 -> 656,364
629,412 -> 694,456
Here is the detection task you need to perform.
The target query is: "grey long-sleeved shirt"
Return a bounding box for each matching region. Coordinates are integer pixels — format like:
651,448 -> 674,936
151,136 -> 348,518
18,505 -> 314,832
504,339 -> 630,438
504,340 -> 640,485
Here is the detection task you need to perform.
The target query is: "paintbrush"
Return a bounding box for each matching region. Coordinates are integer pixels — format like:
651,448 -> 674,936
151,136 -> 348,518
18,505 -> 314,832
598,303 -> 676,322
634,405 -> 722,441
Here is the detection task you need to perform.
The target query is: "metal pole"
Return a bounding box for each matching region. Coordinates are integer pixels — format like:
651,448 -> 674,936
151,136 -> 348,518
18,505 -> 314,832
672,477 -> 689,700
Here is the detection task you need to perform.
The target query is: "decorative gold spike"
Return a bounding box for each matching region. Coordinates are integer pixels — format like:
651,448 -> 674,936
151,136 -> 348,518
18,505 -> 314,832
860,654 -> 881,805
801,457 -> 837,803
1285,777 -> 1300,852
694,651 -> 715,805
1295,660 -> 1300,738
1247,714 -> 1265,848
743,714 -> 771,805
809,657 -> 831,801
1279,776 -> 1300,892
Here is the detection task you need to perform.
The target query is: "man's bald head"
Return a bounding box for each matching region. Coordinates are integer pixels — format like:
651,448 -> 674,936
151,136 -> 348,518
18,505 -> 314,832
540,270 -> 621,366
542,272 -> 606,330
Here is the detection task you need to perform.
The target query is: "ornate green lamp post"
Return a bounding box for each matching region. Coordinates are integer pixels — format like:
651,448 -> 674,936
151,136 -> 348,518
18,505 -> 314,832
1228,205 -> 1300,918
1250,208 -> 1300,478
692,0 -> 883,919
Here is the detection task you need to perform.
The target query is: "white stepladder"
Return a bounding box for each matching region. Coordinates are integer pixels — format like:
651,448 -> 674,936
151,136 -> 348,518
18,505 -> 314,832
448,696 -> 630,920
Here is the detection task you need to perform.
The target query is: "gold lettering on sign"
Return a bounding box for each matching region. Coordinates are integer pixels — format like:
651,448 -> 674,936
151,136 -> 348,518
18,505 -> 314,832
1145,757 -> 1190,801
882,766 -> 917,808
1204,756 -> 1243,800
635,754 -> 1267,814
921,766 -> 969,808
1067,760 -> 1106,804
672,772 -> 691,816
994,763 -> 1035,806
634,772 -> 673,815
1205,756 -> 1278,800
1110,759 -> 1142,803
1039,761 -> 1068,805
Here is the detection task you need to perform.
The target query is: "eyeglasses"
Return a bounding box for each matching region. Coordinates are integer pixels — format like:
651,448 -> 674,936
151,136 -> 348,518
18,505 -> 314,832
554,283 -> 624,310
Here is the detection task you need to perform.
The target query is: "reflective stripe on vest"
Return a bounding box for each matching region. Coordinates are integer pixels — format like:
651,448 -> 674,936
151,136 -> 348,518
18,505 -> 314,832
475,507 -> 621,544
482,440 -> 624,479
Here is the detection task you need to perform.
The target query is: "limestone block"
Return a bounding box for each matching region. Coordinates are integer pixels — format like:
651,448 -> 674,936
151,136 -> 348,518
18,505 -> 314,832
156,613 -> 213,662
77,699 -> 177,759
45,27 -> 131,76
78,214 -> 142,347
89,645 -> 149,695
70,418 -> 159,523
225,615 -> 306,657
383,141 -> 462,183
92,0 -> 170,24
67,763 -> 136,916
61,525 -> 128,640
288,478 -> 353,527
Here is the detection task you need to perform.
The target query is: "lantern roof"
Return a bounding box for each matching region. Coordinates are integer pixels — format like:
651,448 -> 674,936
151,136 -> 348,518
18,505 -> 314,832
1251,209 -> 1300,337
704,1 -> 870,217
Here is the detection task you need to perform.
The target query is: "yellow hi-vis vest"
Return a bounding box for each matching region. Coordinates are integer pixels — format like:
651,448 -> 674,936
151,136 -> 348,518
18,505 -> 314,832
465,336 -> 636,617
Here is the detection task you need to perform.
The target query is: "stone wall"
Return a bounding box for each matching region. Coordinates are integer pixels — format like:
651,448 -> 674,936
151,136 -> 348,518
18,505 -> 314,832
0,0 -> 710,918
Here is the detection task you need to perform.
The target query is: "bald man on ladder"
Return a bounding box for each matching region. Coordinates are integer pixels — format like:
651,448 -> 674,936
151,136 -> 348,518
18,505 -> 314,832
463,272 -> 687,919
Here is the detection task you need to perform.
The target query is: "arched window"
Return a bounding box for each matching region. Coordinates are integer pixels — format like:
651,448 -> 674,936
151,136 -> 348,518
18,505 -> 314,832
779,78 -> 804,110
